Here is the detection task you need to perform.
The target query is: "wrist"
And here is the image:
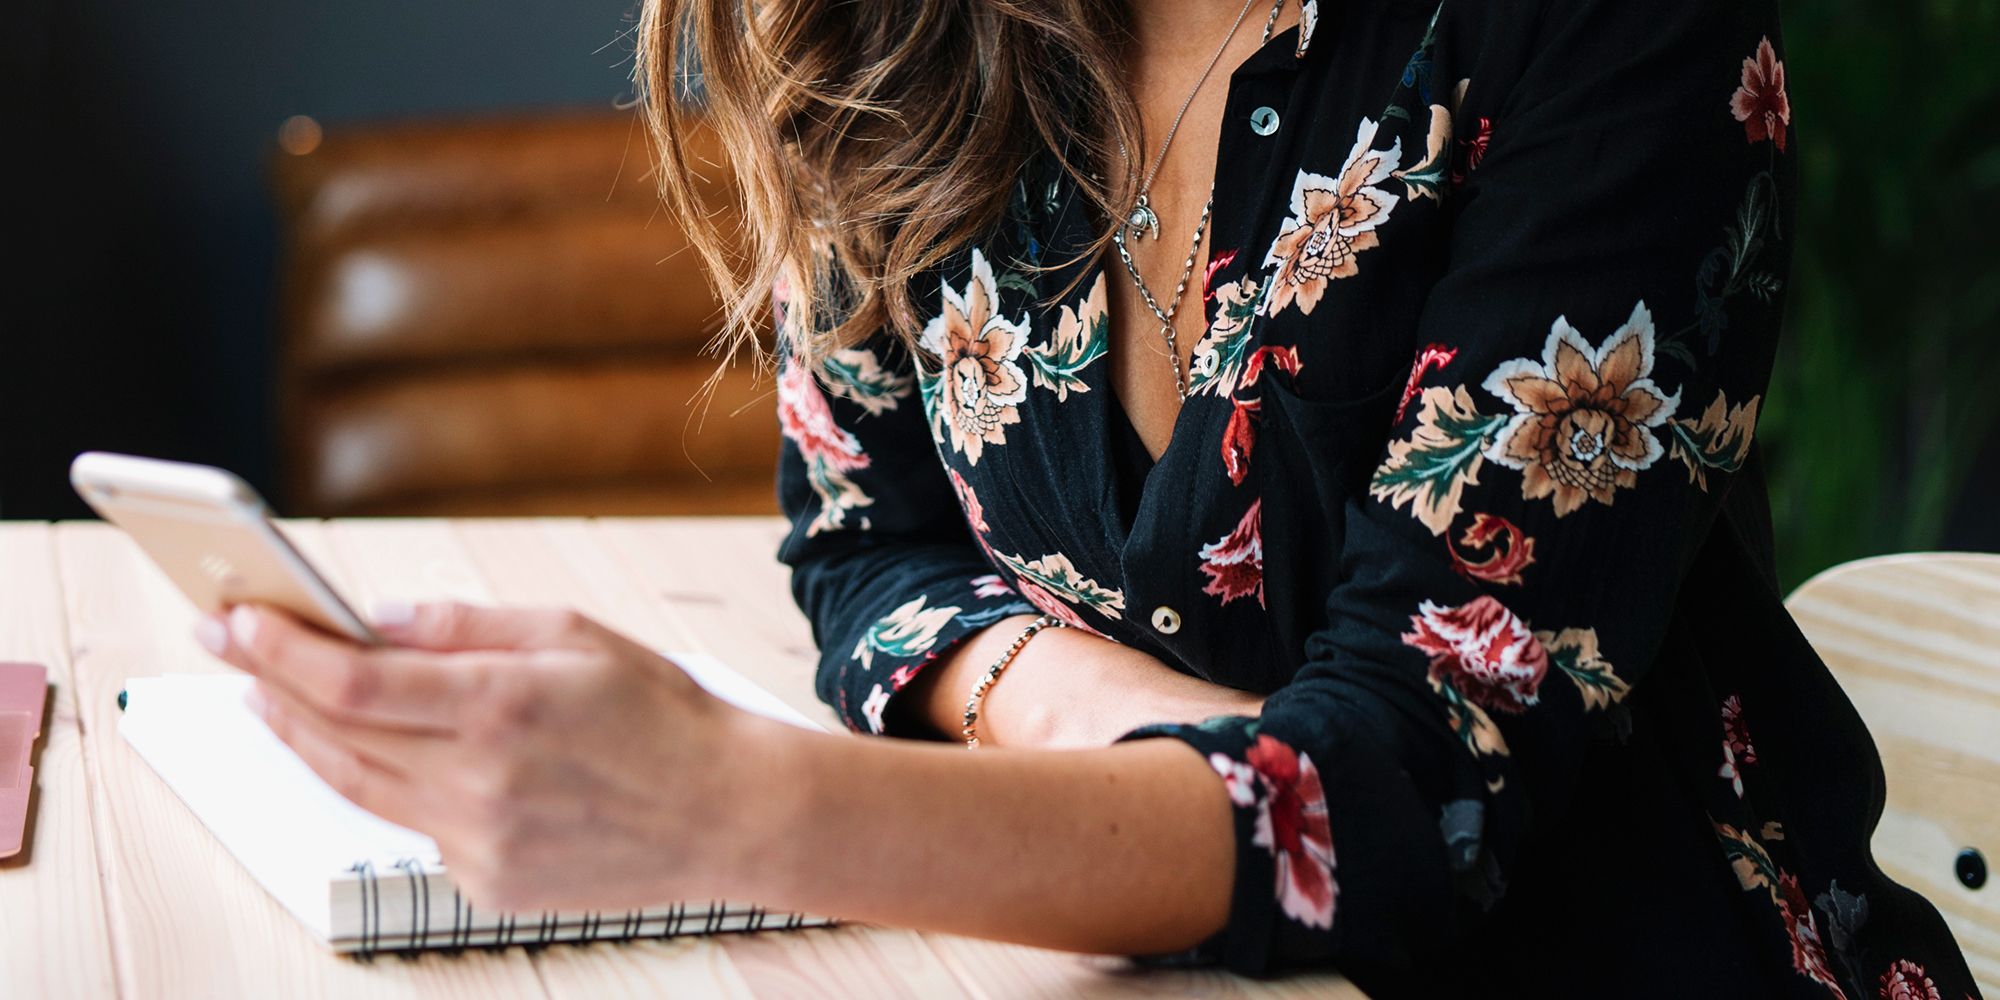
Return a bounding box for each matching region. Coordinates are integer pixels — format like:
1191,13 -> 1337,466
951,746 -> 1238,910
707,706 -> 824,904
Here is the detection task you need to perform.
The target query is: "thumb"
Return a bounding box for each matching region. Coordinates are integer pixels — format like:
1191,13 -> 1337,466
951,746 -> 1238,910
368,600 -> 591,652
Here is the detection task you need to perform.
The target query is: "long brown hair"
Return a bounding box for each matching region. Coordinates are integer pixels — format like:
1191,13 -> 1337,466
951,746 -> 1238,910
634,0 -> 1141,371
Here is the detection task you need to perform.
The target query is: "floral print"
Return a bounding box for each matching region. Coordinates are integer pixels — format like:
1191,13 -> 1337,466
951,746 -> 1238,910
1402,596 -> 1548,713
1538,626 -> 1628,710
1393,79 -> 1470,203
1482,303 -> 1680,516
1719,740 -> 1747,797
1295,0 -> 1317,59
1719,694 -> 1757,797
948,467 -> 990,536
1262,118 -> 1402,316
1454,115 -> 1491,187
1199,499 -> 1264,607
860,683 -> 892,734
852,594 -> 962,672
1877,960 -> 1942,1000
778,349 -> 875,537
1369,385 -> 1508,535
994,550 -> 1125,628
1393,103 -> 1453,203
1372,305 -> 1688,531
1722,694 -> 1757,765
1187,276 -> 1266,398
820,346 -> 915,416
1445,512 -> 1535,586
1716,821 -> 1849,998
1237,735 -> 1337,929
1670,390 -> 1762,490
1025,272 -> 1108,401
1731,37 -> 1791,152
776,2 -> 1976,991
918,249 -> 1031,465
1219,345 -> 1300,486
1394,343 -> 1458,424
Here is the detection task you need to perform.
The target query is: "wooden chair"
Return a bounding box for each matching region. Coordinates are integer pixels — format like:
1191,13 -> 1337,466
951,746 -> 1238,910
270,112 -> 779,517
1787,552 -> 2000,993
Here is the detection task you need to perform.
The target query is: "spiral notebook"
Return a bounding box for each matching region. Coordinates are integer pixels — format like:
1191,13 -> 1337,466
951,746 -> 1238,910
119,652 -> 834,956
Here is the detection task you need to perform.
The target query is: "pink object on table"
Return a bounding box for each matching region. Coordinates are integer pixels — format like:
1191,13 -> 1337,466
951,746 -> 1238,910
0,662 -> 48,859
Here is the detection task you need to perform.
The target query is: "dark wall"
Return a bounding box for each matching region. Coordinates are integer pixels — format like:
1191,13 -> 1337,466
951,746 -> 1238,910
5,0 -> 637,518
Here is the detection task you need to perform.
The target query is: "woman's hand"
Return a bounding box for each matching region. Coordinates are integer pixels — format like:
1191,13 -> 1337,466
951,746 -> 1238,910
198,603 -> 1240,956
905,615 -> 1266,748
197,601 -> 775,913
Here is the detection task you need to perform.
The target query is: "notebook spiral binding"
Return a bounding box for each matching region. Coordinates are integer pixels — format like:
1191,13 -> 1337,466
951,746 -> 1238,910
343,857 -> 832,959
348,860 -> 380,959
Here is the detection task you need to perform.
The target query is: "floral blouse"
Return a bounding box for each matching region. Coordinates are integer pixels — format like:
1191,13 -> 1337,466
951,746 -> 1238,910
772,0 -> 1981,994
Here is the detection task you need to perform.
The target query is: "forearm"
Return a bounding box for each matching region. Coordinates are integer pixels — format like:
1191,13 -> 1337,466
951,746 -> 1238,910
904,615 -> 1265,747
738,714 -> 1236,955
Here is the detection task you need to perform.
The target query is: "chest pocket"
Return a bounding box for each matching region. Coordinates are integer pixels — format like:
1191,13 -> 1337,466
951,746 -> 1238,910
1259,372 -> 1404,509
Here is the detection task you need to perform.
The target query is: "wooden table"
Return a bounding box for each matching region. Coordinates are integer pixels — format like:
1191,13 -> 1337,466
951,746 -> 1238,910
0,518 -> 1359,999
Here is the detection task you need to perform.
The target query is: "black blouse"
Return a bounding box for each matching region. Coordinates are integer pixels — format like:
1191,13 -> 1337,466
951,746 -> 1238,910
772,0 -> 1980,994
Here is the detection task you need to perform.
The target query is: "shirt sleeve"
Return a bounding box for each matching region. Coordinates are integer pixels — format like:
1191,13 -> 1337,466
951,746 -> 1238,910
1124,0 -> 1794,974
773,298 -> 1036,737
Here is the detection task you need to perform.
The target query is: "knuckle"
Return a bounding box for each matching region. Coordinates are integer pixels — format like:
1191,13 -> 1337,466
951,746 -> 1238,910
430,601 -> 474,637
551,608 -> 591,637
468,668 -> 540,740
329,657 -> 380,713
464,761 -> 526,821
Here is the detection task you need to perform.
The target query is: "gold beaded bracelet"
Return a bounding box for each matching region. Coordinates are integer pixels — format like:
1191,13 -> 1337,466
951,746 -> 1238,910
962,614 -> 1065,748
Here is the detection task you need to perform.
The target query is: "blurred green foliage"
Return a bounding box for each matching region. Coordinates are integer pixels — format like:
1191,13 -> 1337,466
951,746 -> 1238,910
1762,0 -> 2000,588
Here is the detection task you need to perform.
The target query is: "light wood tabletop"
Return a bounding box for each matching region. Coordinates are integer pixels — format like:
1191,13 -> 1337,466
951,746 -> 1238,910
0,518 -> 1361,1000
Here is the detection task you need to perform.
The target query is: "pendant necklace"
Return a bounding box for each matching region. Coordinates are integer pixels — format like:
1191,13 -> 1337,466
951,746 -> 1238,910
1114,0 -> 1287,400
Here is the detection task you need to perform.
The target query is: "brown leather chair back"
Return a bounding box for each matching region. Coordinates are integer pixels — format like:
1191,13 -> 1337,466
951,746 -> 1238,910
272,112 -> 778,517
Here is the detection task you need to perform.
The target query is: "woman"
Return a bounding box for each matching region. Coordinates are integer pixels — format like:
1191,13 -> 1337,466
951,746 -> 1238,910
202,0 -> 1979,994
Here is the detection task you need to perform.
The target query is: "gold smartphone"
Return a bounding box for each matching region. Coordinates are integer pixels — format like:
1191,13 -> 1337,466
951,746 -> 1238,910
69,452 -> 378,644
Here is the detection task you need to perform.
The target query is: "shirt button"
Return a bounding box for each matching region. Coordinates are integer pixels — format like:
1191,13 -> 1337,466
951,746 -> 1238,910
1150,605 -> 1182,634
1249,106 -> 1280,136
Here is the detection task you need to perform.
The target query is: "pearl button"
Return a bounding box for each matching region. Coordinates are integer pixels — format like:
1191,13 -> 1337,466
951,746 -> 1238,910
1151,605 -> 1182,634
1249,106 -> 1280,136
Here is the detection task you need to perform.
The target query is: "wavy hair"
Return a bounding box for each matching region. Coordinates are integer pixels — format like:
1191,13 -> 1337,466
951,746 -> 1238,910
634,0 -> 1140,371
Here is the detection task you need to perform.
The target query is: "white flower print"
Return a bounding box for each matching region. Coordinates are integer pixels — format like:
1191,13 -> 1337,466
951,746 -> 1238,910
861,684 -> 891,735
918,249 -> 1031,465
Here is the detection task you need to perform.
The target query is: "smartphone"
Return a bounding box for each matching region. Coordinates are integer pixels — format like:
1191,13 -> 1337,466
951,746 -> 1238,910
69,452 -> 379,644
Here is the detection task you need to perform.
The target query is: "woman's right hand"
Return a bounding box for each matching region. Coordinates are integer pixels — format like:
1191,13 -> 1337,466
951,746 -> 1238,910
902,614 -> 1265,748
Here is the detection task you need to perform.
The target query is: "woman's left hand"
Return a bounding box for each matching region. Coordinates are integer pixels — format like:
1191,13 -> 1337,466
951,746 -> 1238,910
198,602 -> 767,913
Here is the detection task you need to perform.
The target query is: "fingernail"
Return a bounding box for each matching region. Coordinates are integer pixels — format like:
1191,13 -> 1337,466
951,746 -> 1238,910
369,599 -> 415,629
229,605 -> 259,647
244,684 -> 268,719
195,615 -> 229,655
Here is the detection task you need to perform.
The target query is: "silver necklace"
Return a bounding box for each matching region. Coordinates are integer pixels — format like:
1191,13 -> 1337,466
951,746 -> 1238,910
1114,0 -> 1287,400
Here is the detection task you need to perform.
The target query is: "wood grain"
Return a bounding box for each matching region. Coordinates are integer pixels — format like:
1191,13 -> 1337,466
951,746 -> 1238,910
0,523 -> 118,999
1788,552 -> 2000,996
